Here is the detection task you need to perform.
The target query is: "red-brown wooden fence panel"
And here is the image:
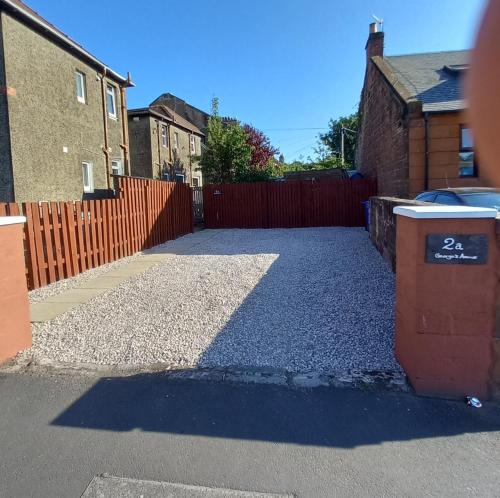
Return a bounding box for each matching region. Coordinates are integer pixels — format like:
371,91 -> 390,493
0,177 -> 193,290
203,179 -> 377,229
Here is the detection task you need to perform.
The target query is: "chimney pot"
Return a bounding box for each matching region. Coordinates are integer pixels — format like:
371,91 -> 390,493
365,23 -> 384,60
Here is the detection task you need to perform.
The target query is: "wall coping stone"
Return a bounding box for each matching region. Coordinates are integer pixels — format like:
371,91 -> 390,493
0,216 -> 26,226
393,206 -> 497,219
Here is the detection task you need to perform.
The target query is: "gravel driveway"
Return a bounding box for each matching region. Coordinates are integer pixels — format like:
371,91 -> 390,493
23,228 -> 399,373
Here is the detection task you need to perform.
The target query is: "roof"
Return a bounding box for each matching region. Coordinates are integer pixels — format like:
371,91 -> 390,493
153,105 -> 204,136
153,93 -> 210,119
373,50 -> 469,113
150,93 -> 210,131
0,0 -> 129,84
128,105 -> 204,136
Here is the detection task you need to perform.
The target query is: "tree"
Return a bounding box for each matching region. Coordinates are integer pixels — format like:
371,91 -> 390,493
316,113 -> 359,168
198,97 -> 252,184
242,124 -> 279,170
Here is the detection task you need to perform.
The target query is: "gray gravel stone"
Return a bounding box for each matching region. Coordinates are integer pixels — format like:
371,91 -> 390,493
20,228 -> 401,373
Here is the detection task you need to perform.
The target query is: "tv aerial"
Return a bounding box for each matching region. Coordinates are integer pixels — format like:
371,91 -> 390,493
372,14 -> 384,32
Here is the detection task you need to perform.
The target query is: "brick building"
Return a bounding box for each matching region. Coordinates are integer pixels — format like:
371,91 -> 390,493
356,23 -> 486,198
0,0 -> 133,202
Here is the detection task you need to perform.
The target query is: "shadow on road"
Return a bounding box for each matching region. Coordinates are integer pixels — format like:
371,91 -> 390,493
51,373 -> 500,448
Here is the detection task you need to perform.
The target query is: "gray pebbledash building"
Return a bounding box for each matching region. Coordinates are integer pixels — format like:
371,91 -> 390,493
0,0 -> 134,203
128,102 -> 205,186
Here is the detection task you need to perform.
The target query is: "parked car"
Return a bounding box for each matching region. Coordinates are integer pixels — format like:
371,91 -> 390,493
415,188 -> 500,211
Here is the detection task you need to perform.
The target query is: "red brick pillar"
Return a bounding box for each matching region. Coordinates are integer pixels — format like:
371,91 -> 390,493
394,205 -> 497,399
0,216 -> 31,363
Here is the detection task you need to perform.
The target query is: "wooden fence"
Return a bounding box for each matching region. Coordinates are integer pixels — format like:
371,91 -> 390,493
203,179 -> 377,229
0,176 -> 193,290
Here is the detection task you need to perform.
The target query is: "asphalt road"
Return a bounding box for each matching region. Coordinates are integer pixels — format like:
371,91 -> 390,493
1,373 -> 499,497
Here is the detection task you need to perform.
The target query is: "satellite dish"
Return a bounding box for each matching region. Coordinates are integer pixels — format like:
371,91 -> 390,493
372,14 -> 384,31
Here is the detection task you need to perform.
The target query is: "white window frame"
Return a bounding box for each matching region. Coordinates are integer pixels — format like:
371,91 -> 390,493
161,125 -> 168,148
82,161 -> 94,193
106,84 -> 117,119
111,159 -> 123,176
192,176 -> 200,187
174,131 -> 179,150
175,173 -> 185,183
75,71 -> 86,104
190,134 -> 195,154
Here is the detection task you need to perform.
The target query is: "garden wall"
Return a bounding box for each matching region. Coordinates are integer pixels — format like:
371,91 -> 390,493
374,195 -> 500,398
369,196 -> 430,271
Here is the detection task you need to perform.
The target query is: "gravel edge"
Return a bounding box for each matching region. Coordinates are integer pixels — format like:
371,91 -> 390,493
0,359 -> 409,393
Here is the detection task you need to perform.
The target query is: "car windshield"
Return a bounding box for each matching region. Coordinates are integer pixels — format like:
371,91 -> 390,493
460,193 -> 500,211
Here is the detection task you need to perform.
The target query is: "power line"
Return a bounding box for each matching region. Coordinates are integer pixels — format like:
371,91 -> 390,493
262,127 -> 328,131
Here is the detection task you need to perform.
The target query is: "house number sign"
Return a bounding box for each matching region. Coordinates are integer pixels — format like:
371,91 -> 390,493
425,234 -> 488,265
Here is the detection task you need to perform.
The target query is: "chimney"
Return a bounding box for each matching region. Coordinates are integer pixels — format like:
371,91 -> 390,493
366,22 -> 384,61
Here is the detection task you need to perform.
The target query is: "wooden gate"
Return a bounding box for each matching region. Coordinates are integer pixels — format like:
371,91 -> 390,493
192,186 -> 203,224
203,179 -> 376,229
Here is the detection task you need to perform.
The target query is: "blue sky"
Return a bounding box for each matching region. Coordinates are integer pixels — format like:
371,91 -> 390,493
28,0 -> 486,161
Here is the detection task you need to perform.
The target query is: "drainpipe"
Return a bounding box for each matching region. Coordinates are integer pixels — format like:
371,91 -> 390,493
168,124 -> 173,165
156,120 -> 162,179
424,112 -> 430,190
99,70 -> 111,190
119,72 -> 134,176
189,133 -> 193,185
119,86 -> 129,176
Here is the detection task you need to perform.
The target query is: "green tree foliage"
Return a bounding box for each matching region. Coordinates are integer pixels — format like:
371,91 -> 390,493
280,155 -> 344,173
199,97 -> 281,183
198,97 -> 252,184
316,113 -> 359,168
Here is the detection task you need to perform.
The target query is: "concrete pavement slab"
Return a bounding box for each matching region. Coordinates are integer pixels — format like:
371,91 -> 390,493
82,476 -> 291,498
78,276 -> 130,289
42,288 -> 106,304
30,301 -> 79,322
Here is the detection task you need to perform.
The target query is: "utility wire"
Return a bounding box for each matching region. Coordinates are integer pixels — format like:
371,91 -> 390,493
262,127 -> 328,131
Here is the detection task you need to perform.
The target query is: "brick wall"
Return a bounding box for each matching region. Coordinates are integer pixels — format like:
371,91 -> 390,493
493,219 -> 500,398
369,196 -> 431,271
356,59 -> 409,197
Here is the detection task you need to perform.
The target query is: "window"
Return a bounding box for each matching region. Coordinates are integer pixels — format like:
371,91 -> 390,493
190,135 -> 195,154
82,161 -> 93,192
174,132 -> 179,150
175,173 -> 185,183
161,125 -> 168,148
111,159 -> 123,176
75,71 -> 86,104
106,84 -> 117,119
434,193 -> 461,205
415,192 -> 437,202
459,126 -> 476,177
192,176 -> 200,187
